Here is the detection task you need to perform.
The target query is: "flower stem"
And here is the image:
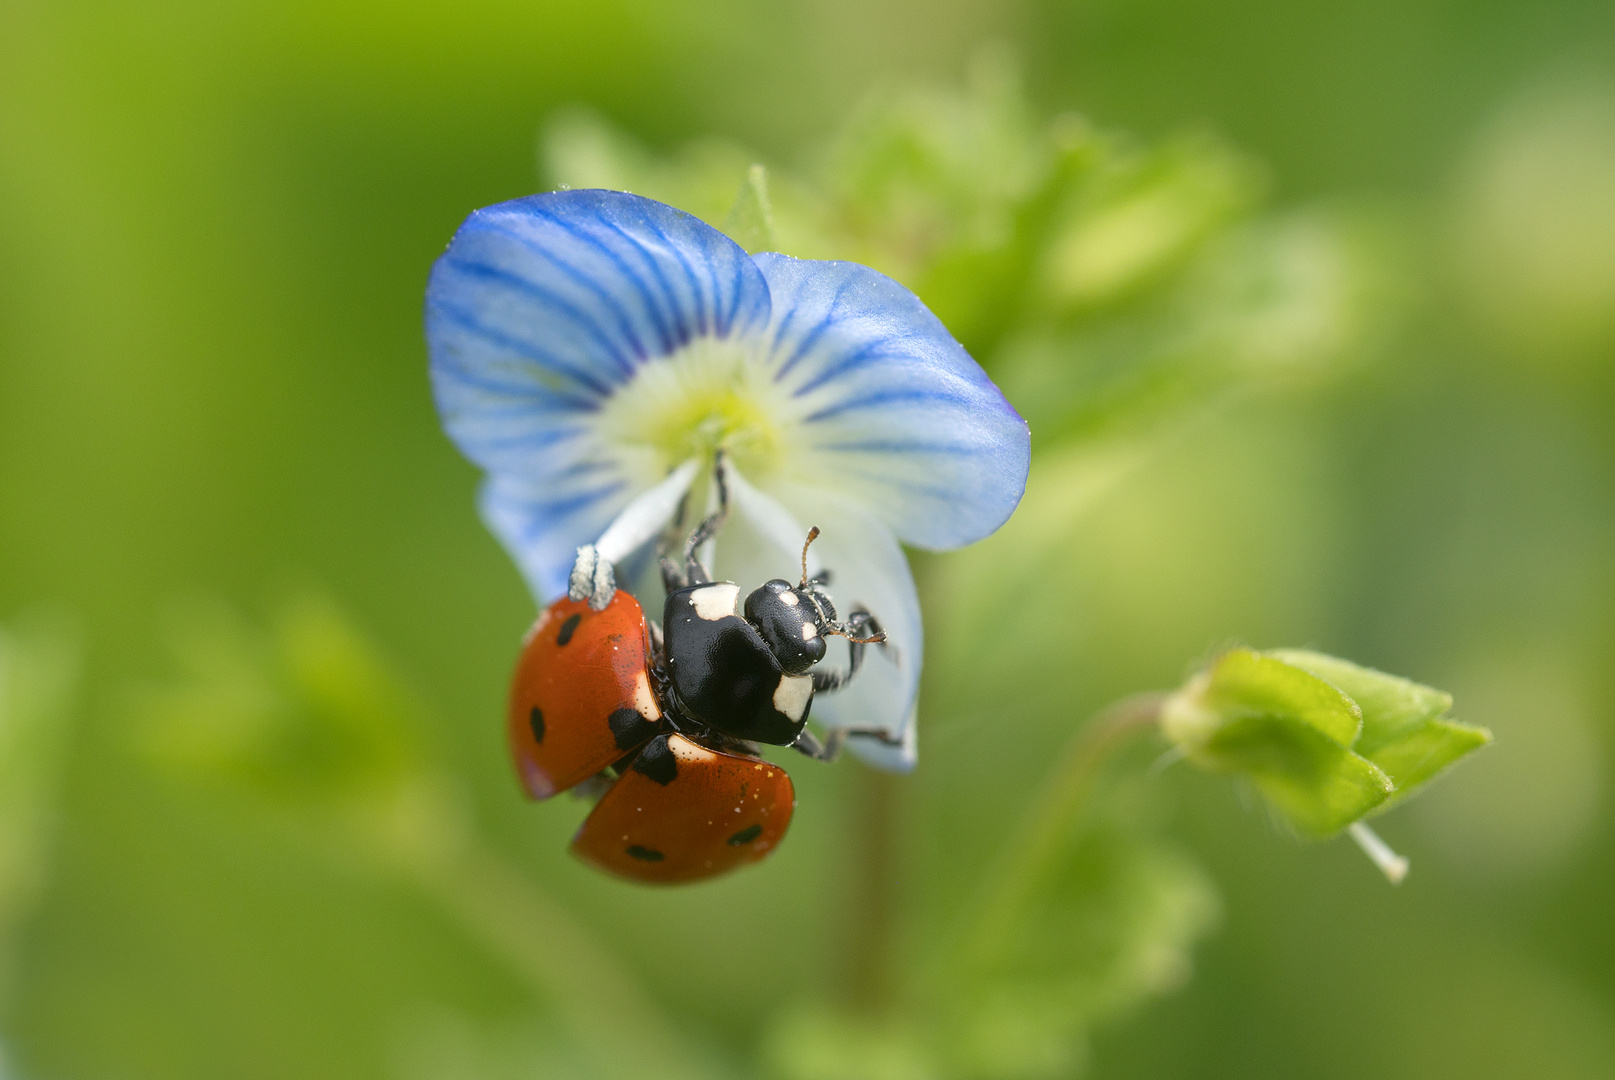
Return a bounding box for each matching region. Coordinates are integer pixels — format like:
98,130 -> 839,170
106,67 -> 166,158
964,692 -> 1166,964
398,828 -> 710,1080
838,761 -> 903,1013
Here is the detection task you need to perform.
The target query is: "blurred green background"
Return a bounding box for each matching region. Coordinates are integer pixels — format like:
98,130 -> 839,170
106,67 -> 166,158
3,0 -> 1614,1077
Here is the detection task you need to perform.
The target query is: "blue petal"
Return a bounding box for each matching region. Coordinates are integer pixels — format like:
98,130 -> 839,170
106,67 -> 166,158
479,472 -> 631,601
427,190 -> 773,481
752,254 -> 1030,551
428,191 -> 775,600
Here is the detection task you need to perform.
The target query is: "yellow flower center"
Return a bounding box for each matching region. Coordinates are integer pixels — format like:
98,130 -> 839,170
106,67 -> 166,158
592,335 -> 796,483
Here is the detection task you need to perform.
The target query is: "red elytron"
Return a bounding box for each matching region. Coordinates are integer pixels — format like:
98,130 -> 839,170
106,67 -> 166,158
507,592 -> 796,884
507,591 -> 662,800
572,733 -> 795,884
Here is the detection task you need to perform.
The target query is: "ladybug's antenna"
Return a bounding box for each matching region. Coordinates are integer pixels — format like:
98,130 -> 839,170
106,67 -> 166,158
799,526 -> 820,587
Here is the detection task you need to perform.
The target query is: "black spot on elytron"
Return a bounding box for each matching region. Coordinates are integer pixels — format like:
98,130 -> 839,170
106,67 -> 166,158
626,845 -> 664,862
556,613 -> 582,646
528,707 -> 545,743
608,707 -> 658,751
728,824 -> 762,846
632,735 -> 678,785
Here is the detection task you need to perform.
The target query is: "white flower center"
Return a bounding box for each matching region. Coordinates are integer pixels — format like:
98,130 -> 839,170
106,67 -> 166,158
591,335 -> 798,485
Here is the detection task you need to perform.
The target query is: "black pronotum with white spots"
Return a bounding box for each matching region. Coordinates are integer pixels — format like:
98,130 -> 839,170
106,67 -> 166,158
652,456 -> 896,762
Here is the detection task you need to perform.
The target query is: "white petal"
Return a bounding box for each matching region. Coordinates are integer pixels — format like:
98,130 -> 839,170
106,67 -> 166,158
717,474 -> 922,771
725,465 -> 825,582
594,457 -> 700,565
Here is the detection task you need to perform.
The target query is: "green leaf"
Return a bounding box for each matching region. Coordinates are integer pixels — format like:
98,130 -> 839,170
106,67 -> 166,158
1165,648 -> 1490,836
1199,648 -> 1362,746
1160,647 -> 1362,763
1220,718 -> 1394,835
1268,649 -> 1491,810
723,164 -> 777,253
1268,649 -> 1449,752
1036,135 -> 1261,311
1365,719 -> 1493,811
1162,648 -> 1394,836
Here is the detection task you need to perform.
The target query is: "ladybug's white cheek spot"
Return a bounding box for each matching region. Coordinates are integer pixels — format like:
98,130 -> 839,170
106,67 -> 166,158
632,671 -> 660,721
800,623 -> 817,641
691,583 -> 740,621
779,592 -> 798,607
773,674 -> 813,722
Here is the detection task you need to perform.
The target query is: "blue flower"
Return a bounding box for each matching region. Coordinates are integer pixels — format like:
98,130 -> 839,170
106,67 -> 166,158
426,190 -> 1028,770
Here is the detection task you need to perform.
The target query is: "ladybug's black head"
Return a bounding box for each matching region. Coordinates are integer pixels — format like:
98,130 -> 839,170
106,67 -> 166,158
744,578 -> 828,676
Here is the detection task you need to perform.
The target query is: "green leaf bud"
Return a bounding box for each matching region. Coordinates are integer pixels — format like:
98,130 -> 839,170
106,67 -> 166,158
1162,647 -> 1490,846
1161,648 -> 1390,836
1267,649 -> 1492,812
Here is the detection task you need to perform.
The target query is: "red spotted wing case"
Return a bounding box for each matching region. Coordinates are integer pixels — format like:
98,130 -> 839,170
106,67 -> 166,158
506,592 -> 664,799
571,734 -> 795,883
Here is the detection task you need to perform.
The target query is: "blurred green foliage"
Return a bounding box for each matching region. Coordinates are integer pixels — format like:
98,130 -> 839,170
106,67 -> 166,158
0,619 -> 77,992
3,0 -> 1615,1079
543,60 -> 1391,454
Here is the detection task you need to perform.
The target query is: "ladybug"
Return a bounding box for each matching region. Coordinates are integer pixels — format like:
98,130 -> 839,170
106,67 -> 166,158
507,479 -> 892,885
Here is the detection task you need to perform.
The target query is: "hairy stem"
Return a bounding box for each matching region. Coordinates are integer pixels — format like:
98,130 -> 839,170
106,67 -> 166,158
964,692 -> 1166,963
839,761 -> 903,1012
394,821 -> 710,1080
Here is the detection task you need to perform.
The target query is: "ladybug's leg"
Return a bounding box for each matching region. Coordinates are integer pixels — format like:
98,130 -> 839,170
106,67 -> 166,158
646,618 -> 665,665
811,609 -> 887,693
791,727 -> 842,761
681,450 -> 730,584
791,725 -> 905,762
659,554 -> 687,594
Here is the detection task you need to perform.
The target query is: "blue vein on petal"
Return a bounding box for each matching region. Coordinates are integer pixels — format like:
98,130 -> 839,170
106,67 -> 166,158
462,425 -> 591,453
640,211 -> 711,338
446,393 -> 600,417
512,481 -> 631,540
431,304 -> 614,398
802,386 -> 978,423
811,438 -> 985,456
829,464 -> 976,501
542,458 -> 621,483
600,216 -> 692,349
771,280 -> 854,384
790,337 -> 926,399
726,253 -> 747,335
440,257 -> 637,381
476,221 -> 655,365
523,205 -> 677,357
434,357 -> 586,405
